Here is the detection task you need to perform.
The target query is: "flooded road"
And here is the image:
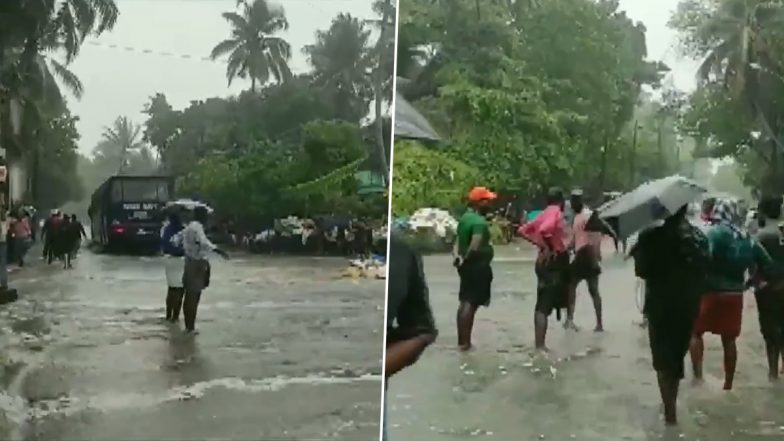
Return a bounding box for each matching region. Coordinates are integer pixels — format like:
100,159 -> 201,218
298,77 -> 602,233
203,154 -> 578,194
0,249 -> 383,440
387,244 -> 784,441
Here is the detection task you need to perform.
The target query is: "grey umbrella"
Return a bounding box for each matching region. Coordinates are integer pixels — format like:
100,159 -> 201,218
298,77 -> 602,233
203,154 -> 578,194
394,92 -> 441,142
599,175 -> 707,239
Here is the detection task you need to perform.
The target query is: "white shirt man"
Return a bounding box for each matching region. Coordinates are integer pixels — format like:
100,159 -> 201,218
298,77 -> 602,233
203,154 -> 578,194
181,220 -> 218,261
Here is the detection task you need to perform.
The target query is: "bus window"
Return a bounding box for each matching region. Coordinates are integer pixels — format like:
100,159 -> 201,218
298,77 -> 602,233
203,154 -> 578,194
110,180 -> 170,202
111,182 -> 123,202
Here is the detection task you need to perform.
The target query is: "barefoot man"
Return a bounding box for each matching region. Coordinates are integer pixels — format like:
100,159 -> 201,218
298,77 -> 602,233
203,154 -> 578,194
519,187 -> 569,351
453,187 -> 497,351
565,189 -> 604,332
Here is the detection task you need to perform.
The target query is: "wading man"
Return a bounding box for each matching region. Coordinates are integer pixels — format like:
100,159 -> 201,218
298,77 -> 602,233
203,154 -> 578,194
632,205 -> 709,425
181,207 -> 229,334
519,188 -> 570,351
753,194 -> 784,380
453,187 -> 497,351
565,189 -> 604,332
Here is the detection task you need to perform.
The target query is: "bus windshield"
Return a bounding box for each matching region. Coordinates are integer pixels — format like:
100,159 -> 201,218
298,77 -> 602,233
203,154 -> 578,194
110,179 -> 170,202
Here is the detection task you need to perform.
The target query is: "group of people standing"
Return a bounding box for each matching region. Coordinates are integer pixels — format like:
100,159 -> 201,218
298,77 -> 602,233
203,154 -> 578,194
160,207 -> 228,335
386,185 -> 784,433
41,210 -> 86,268
452,186 -> 611,352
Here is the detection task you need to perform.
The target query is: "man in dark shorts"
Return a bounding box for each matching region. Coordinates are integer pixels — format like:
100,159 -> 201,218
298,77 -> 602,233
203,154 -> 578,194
386,233 -> 437,440
566,189 -> 605,331
453,186 -> 496,351
753,194 -> 784,380
519,187 -> 569,350
632,205 -> 709,425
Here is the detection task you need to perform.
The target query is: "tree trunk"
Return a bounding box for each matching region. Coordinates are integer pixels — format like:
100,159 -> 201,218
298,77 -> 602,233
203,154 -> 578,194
372,0 -> 391,181
251,76 -> 256,93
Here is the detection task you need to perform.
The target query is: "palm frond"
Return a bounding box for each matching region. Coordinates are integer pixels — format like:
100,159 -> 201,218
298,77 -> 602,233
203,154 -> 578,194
48,57 -> 84,99
56,4 -> 80,62
264,37 -> 291,60
210,38 -> 240,59
226,49 -> 248,85
222,11 -> 249,31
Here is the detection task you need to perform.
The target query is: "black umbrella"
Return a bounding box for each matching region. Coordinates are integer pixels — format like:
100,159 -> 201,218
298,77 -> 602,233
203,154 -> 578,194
394,92 -> 441,142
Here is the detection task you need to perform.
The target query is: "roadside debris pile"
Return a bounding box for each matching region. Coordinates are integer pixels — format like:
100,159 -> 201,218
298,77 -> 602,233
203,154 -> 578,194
340,255 -> 386,280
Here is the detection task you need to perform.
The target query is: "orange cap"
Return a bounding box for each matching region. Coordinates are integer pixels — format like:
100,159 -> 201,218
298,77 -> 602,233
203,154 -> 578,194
467,187 -> 497,202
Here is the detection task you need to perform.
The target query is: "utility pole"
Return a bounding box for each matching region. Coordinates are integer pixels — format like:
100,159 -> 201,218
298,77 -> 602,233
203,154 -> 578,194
599,132 -> 609,193
657,120 -> 664,177
630,120 -> 638,187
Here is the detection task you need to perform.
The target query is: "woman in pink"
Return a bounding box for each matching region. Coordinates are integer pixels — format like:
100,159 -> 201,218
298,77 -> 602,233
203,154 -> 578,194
518,188 -> 569,350
11,211 -> 32,267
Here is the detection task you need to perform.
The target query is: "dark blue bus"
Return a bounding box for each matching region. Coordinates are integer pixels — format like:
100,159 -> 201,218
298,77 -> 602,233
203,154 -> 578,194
88,176 -> 174,251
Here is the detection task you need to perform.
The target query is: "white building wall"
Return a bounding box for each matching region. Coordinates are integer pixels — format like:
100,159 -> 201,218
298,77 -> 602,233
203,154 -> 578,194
8,159 -> 26,203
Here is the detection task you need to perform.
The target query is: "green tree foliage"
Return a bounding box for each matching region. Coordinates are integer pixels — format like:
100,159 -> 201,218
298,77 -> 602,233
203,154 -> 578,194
393,0 -> 669,212
32,109 -> 84,209
209,0 -> 292,92
178,120 -> 373,220
0,0 -> 118,210
391,141 -> 482,215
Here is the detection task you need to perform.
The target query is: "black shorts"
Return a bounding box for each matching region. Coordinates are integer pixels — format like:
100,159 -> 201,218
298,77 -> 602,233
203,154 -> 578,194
755,287 -> 784,345
570,246 -> 601,282
535,252 -> 570,317
458,261 -> 493,308
646,291 -> 700,379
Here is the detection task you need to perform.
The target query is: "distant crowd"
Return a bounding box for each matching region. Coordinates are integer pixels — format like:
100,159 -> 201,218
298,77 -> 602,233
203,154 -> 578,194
235,218 -> 384,257
40,210 -> 87,269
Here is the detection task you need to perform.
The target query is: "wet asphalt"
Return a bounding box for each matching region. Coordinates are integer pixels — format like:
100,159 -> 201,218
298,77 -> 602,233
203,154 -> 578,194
0,247 -> 384,440
387,243 -> 784,441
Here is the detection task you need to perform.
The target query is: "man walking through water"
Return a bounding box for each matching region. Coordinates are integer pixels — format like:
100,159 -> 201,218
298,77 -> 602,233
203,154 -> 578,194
631,205 -> 709,425
519,187 -> 570,351
752,194 -> 784,380
565,189 -> 604,332
180,207 -> 229,334
453,186 -> 496,351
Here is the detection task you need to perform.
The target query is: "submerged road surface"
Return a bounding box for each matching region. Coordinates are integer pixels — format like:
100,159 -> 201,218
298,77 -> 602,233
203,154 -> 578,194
0,249 -> 383,440
387,244 -> 784,441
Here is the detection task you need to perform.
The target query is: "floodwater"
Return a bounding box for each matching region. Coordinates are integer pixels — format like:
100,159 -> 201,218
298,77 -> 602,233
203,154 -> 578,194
0,248 -> 384,440
387,244 -> 784,441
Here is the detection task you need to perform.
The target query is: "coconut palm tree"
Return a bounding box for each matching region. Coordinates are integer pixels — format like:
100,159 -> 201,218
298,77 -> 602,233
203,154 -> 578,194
210,0 -> 292,92
1,0 -> 117,138
99,116 -> 146,174
305,13 -> 373,123
693,0 -> 784,181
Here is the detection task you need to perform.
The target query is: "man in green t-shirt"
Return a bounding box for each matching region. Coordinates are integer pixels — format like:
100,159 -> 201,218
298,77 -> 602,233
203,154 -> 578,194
452,186 -> 496,351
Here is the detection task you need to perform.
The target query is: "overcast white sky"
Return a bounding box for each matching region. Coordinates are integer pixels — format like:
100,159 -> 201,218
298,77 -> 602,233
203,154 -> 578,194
65,0 -> 699,156
66,0 -> 375,155
618,0 -> 701,91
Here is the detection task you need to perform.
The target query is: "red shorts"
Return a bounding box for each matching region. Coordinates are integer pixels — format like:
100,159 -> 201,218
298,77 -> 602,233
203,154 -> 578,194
693,293 -> 743,338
